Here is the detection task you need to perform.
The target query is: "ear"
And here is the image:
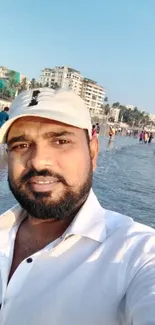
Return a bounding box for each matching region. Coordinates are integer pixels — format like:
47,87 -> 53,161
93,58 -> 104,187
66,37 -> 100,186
89,137 -> 99,171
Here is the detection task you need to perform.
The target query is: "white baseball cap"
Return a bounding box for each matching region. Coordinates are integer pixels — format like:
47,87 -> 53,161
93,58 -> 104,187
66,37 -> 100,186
0,88 -> 92,143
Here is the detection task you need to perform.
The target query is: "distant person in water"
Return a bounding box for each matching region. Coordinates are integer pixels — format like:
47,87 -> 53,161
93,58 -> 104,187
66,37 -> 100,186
96,123 -> 100,138
0,107 -> 9,127
139,131 -> 144,143
144,131 -> 148,144
148,132 -> 153,144
92,124 -> 97,138
109,126 -> 115,139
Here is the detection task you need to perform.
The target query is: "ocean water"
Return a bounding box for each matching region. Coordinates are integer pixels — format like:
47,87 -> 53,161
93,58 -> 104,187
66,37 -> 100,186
0,136 -> 155,227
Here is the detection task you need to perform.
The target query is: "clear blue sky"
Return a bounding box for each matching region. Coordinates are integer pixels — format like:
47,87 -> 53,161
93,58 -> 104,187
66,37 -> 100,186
1,0 -> 155,112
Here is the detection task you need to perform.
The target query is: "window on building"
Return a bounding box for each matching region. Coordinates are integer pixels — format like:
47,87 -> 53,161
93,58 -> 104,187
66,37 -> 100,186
91,101 -> 95,107
92,95 -> 96,100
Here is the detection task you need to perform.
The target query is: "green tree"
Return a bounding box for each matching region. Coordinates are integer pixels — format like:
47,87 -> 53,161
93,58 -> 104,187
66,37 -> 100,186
112,102 -> 120,108
104,104 -> 111,116
30,78 -> 37,89
118,105 -> 126,122
7,70 -> 19,98
45,82 -> 49,87
8,70 -> 17,89
108,116 -> 115,123
104,96 -> 108,103
18,78 -> 27,94
50,82 -> 59,90
0,86 -> 11,99
118,105 -> 151,127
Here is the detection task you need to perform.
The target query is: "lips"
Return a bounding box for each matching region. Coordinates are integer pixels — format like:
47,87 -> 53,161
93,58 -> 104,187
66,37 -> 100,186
28,176 -> 59,192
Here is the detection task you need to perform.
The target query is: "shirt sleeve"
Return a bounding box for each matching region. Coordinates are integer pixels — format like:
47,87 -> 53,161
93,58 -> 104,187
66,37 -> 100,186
125,237 -> 155,325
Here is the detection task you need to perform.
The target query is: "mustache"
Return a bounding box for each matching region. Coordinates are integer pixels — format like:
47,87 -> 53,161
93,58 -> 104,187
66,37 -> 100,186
21,168 -> 69,186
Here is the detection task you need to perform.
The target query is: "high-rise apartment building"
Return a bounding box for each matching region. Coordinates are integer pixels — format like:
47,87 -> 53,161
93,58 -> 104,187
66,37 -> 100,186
40,66 -> 105,117
40,66 -> 83,96
81,78 -> 105,117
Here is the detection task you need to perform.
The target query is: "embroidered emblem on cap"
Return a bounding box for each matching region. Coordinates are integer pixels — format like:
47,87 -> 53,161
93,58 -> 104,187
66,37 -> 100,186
28,90 -> 40,107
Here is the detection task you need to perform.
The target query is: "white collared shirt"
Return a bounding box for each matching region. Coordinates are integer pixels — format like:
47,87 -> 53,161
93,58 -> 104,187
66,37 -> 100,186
0,190 -> 155,324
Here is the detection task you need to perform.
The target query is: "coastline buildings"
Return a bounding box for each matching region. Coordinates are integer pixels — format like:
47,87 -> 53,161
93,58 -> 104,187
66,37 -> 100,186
0,66 -> 20,92
40,66 -> 83,96
109,108 -> 120,122
0,66 -> 30,105
81,78 -> 105,117
40,66 -> 105,117
0,66 -> 28,84
0,67 -> 8,80
149,113 -> 155,124
125,104 -> 135,110
0,66 -> 29,91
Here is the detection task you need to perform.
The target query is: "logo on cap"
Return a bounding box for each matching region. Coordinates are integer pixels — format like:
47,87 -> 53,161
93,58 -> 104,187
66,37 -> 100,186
28,90 -> 40,107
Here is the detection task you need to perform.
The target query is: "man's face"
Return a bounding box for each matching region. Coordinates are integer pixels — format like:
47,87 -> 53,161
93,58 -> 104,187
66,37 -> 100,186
7,117 -> 98,220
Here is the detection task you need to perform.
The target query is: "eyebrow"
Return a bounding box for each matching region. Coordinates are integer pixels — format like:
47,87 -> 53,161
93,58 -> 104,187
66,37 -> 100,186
7,131 -> 76,147
7,135 -> 28,147
42,131 -> 76,139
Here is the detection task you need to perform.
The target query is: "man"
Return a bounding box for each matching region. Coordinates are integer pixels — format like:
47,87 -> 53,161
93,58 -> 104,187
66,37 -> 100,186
109,125 -> 115,139
139,130 -> 144,143
92,124 -> 97,137
0,106 -> 9,127
148,132 -> 153,144
96,122 -> 100,138
0,88 -> 155,325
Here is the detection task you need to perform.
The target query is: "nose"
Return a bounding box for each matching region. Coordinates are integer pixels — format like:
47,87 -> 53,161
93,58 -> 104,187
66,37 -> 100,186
26,143 -> 54,170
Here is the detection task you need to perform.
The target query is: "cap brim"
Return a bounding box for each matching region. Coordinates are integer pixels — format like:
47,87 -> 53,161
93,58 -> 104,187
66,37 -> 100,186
0,111 -> 92,144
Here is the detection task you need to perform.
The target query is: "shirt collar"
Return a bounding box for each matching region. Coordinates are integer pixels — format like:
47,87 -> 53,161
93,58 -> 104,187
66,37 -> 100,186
0,204 -> 27,229
64,189 -> 106,243
0,190 -> 106,243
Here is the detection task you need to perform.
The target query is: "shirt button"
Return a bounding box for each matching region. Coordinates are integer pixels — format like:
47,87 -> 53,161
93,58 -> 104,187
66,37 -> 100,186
26,257 -> 33,263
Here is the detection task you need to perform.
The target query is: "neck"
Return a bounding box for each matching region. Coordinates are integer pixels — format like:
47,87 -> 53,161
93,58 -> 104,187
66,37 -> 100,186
25,214 -> 74,242
24,195 -> 88,243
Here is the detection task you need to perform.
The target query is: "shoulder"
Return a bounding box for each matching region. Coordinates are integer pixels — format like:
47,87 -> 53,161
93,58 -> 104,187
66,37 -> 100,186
84,191 -> 155,246
104,207 -> 155,238
100,208 -> 155,255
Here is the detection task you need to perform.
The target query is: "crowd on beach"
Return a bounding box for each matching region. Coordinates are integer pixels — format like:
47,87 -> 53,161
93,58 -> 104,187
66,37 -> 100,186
0,107 -> 154,146
92,123 -> 100,138
91,123 -> 154,145
139,130 -> 153,144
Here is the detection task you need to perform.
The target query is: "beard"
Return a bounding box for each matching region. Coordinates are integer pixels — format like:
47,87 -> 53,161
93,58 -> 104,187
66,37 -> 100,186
8,165 -> 93,221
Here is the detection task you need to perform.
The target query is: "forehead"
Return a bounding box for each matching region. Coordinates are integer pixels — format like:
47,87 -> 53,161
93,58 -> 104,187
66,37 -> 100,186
7,116 -> 83,139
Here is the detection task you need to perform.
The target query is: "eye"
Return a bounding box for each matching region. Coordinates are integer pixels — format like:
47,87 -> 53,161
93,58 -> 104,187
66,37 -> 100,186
9,143 -> 30,151
54,139 -> 71,145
